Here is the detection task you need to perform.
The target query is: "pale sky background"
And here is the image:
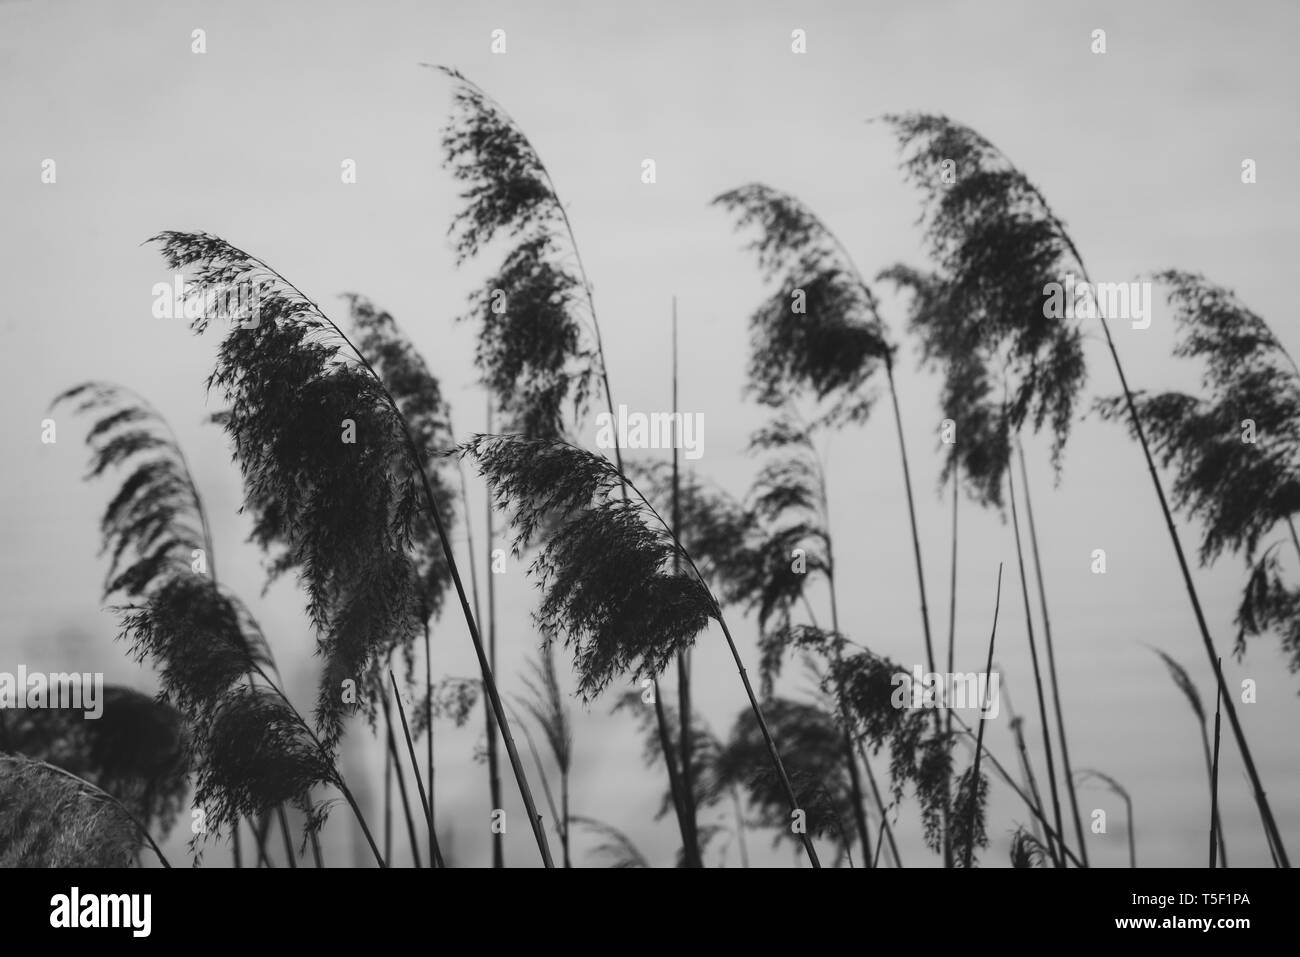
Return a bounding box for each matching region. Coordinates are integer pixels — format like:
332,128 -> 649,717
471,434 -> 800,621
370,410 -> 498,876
2,0 -> 1298,867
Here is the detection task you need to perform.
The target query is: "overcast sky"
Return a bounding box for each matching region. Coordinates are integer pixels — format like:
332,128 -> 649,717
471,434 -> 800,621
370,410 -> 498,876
2,0 -> 1298,867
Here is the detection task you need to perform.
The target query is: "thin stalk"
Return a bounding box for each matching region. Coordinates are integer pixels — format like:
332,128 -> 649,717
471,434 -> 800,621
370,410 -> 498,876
276,804 -> 297,868
716,614 -> 821,867
1197,705 -> 1229,866
308,822 -> 323,868
672,295 -> 702,866
335,781 -> 385,868
455,408 -> 493,866
884,356 -> 947,864
383,737 -> 393,862
382,696 -> 422,868
1002,677 -> 1049,853
561,766 -> 571,869
1007,463 -> 1068,866
814,429 -> 885,868
423,620 -> 434,864
484,402 -> 504,868
827,560 -> 880,868
1124,790 -> 1136,868
884,357 -> 939,681
254,813 -> 273,867
1210,657 -> 1224,868
944,448 -> 958,868
1018,440 -> 1088,865
843,730 -> 872,867
652,678 -> 697,864
964,564 -> 1002,868
390,671 -> 445,868
860,746 -> 903,867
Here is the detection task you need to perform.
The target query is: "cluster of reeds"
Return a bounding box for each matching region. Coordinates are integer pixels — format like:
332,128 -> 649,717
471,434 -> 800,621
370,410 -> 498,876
3,76 -> 1294,870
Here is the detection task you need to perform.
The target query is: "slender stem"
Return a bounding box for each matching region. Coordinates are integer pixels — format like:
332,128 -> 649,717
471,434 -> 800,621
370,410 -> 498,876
1017,440 -> 1088,865
842,729 -> 872,866
390,671 -> 444,867
382,695 -> 422,868
455,408 -> 494,867
885,358 -> 938,680
715,614 -> 821,867
826,560 -> 877,867
964,564 -> 1002,868
944,448 -> 958,867
885,358 -> 949,864
1210,657 -> 1224,868
307,821 -> 323,868
859,745 -> 903,867
254,813 -> 273,867
1007,464 -> 1068,866
484,402 -> 505,868
672,295 -> 701,865
1002,679 -> 1049,852
383,736 -> 393,863
1198,720 -> 1229,867
561,770 -> 571,869
335,780 -> 385,868
652,678 -> 698,865
1125,791 -> 1136,868
276,804 -> 297,868
423,621 -> 435,865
